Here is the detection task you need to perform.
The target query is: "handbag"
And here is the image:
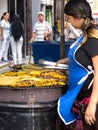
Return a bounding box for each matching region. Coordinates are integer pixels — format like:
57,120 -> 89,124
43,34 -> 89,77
72,97 -> 90,116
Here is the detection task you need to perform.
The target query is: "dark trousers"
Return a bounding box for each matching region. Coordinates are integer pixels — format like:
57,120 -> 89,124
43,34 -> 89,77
83,105 -> 98,130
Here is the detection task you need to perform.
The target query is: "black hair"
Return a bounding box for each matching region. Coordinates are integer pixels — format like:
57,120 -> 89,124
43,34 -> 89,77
64,0 -> 95,36
1,12 -> 9,20
11,14 -> 24,42
64,0 -> 93,20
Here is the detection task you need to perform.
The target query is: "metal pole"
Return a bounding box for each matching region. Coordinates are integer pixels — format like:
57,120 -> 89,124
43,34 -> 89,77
15,0 -> 17,14
54,0 -> 56,24
23,0 -> 27,58
26,0 -> 32,55
60,0 -> 65,59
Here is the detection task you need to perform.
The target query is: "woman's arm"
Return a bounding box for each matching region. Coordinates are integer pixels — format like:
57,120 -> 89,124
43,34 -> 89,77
55,58 -> 68,66
85,55 -> 98,125
1,27 -> 4,40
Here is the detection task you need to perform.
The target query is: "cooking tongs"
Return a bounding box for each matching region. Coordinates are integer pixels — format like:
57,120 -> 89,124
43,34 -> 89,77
39,60 -> 68,70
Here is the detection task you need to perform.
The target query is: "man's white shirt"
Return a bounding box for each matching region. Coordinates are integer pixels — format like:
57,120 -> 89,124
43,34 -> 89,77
33,21 -> 52,41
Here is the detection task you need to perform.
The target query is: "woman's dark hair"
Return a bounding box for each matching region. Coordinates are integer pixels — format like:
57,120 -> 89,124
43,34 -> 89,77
64,0 -> 94,32
11,14 -> 24,42
64,0 -> 93,20
1,12 -> 8,20
64,0 -> 98,42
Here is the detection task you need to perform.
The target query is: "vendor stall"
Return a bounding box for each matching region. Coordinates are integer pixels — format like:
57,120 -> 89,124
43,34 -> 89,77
0,64 -> 68,130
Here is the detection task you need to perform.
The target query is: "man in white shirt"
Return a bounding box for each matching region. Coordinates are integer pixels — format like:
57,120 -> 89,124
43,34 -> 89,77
31,11 -> 52,41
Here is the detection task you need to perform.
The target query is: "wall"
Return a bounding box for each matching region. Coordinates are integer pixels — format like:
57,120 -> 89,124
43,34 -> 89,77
87,0 -> 98,13
32,0 -> 40,29
92,0 -> 98,13
40,0 -> 53,5
0,0 -> 7,18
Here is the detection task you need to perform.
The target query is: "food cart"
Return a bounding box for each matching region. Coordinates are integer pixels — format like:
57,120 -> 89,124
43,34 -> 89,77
0,64 -> 68,130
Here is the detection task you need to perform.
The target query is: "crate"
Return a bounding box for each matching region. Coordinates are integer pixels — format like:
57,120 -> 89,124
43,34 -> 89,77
32,41 -> 73,64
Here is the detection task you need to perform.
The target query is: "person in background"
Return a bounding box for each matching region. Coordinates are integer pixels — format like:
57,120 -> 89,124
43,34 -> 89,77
64,21 -> 82,41
0,12 -> 10,62
0,24 -> 4,50
52,21 -> 60,41
31,11 -> 52,42
10,15 -> 24,68
56,0 -> 98,130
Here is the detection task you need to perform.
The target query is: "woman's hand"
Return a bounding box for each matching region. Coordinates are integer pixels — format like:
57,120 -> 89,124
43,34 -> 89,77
55,58 -> 68,67
85,102 -> 97,125
85,56 -> 98,125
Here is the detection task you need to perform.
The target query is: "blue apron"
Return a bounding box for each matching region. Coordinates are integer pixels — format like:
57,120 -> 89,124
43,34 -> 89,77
57,35 -> 94,125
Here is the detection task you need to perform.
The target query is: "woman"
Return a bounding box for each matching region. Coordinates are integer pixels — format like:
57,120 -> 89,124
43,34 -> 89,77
0,24 -> 4,50
52,21 -> 59,41
10,15 -> 24,67
56,0 -> 98,129
0,12 -> 10,62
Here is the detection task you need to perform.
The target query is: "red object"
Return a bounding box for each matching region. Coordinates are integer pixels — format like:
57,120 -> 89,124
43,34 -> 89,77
93,13 -> 98,15
92,13 -> 98,24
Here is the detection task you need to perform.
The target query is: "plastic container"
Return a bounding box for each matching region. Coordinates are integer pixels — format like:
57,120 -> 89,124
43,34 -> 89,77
32,41 -> 73,64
